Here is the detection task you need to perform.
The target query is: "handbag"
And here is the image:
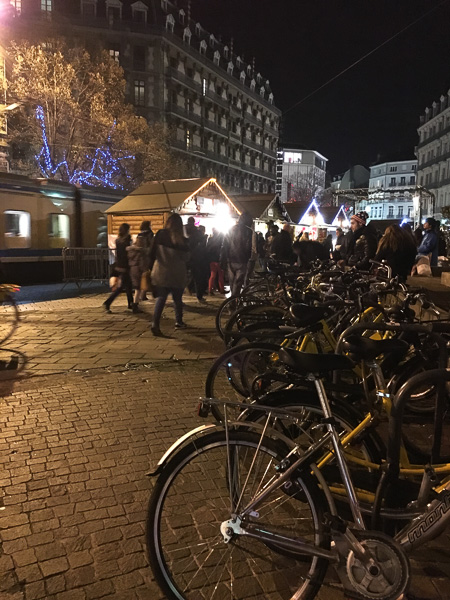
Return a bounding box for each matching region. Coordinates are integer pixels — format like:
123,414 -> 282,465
415,255 -> 432,277
141,270 -> 152,291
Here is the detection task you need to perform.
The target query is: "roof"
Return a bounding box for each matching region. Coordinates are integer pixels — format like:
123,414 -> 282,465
231,194 -> 275,219
284,202 -> 308,224
105,178 -> 212,214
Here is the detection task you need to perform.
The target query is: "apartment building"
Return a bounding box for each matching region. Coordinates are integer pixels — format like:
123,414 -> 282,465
3,0 -> 281,193
276,147 -> 328,203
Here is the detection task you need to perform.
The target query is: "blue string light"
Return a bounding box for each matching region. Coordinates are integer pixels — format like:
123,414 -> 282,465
35,106 -> 135,189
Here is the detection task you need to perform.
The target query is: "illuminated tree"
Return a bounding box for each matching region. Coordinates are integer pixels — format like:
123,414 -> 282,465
7,41 -> 186,188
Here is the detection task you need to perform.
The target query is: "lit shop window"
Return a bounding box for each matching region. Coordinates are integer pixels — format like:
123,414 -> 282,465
48,214 -> 70,248
4,210 -> 31,248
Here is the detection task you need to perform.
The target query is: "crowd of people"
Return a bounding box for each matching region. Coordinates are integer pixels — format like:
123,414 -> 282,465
103,210 -> 448,335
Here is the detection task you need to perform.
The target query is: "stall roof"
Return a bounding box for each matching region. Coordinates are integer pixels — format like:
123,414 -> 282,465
284,202 -> 308,224
231,194 -> 275,219
105,178 -> 216,215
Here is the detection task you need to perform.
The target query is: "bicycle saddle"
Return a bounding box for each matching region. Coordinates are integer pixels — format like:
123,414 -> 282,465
342,336 -> 409,362
289,304 -> 330,327
279,348 -> 353,374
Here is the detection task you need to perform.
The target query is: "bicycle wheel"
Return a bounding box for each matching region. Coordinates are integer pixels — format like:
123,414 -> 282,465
205,342 -> 288,420
223,304 -> 288,347
0,293 -> 19,346
215,296 -> 265,340
147,430 -> 329,600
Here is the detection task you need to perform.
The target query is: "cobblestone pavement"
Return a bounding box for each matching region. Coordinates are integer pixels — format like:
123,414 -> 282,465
1,290 -> 224,377
0,291 -> 449,599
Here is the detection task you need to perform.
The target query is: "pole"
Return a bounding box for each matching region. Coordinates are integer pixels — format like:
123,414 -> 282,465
74,187 -> 83,247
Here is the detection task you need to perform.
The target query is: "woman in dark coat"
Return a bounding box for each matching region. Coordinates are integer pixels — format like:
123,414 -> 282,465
375,224 -> 417,280
126,236 -> 147,313
103,223 -> 133,313
149,213 -> 190,336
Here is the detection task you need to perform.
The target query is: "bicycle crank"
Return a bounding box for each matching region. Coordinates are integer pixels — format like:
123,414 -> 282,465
337,530 -> 410,600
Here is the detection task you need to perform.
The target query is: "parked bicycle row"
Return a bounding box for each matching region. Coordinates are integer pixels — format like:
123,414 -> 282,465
146,258 -> 450,600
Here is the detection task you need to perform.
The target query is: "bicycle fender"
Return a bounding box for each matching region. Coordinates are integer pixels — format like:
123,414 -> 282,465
146,423 -> 220,477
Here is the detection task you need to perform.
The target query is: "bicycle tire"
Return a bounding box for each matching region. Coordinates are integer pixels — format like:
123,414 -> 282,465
147,430 -> 330,600
223,304 -> 288,347
215,296 -> 265,340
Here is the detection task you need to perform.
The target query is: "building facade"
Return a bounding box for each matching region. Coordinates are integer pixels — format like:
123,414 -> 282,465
2,0 -> 280,193
356,159 -> 418,221
417,90 -> 450,215
276,147 -> 328,203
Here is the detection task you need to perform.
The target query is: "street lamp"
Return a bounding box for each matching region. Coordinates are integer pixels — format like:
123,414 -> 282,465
413,193 -> 421,230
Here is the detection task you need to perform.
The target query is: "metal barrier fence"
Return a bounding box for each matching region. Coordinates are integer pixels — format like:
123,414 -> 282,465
62,248 -> 115,287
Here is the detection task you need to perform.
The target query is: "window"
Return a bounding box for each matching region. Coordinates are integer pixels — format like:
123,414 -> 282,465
250,79 -> 256,92
412,164 -> 416,170
106,0 -> 122,21
260,86 -> 265,97
388,206 -> 394,217
41,0 -> 52,14
389,166 -> 397,172
133,46 -> 145,71
223,46 -> 229,59
199,40 -> 207,55
389,177 -> 396,187
195,22 -> 202,36
10,0 -> 22,14
134,80 -> 145,106
166,14 -> 175,31
400,176 -> 406,185
132,2 -> 147,23
48,214 -> 70,247
227,62 -> 234,75
183,27 -> 191,44
240,71 -> 245,84
409,175 -> 415,185
186,129 -> 191,150
398,206 -> 403,217
179,8 -> 185,24
284,152 -> 302,163
408,206 -> 413,217
109,45 -> 120,63
81,0 -> 96,16
4,210 -> 31,248
213,51 -> 220,65
202,78 -> 207,97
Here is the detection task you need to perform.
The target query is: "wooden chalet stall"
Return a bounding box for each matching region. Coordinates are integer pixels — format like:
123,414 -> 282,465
231,194 -> 290,234
284,200 -> 350,240
105,177 -> 241,244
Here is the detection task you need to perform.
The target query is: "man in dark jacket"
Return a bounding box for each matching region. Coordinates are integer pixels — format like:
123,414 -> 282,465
221,212 -> 253,296
346,211 -> 377,270
207,228 -> 225,294
271,223 -> 294,263
418,217 -> 438,266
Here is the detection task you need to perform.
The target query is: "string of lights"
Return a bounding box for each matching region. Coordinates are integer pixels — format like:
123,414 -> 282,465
34,105 -> 135,190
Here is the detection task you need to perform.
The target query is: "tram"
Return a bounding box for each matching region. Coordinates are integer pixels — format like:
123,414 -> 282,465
0,172 -> 123,283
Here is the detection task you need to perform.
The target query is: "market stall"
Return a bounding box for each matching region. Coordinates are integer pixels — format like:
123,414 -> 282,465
105,177 -> 241,244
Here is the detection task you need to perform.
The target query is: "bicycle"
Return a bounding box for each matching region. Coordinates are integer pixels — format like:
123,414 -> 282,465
0,284 -> 20,346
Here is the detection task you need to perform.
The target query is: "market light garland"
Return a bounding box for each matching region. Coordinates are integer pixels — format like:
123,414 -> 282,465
35,106 -> 135,189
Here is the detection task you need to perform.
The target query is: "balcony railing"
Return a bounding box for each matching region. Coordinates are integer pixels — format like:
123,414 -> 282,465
417,122 -> 450,149
166,67 -> 202,93
165,103 -> 202,126
204,119 -> 229,137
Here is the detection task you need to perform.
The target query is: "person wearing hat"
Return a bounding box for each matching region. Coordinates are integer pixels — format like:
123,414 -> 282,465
417,217 -> 438,266
346,211 -> 377,270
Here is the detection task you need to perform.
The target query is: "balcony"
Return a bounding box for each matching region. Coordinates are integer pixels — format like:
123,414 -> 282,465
417,122 -> 450,149
166,67 -> 202,93
204,118 -> 229,138
242,137 -> 264,153
165,103 -> 202,126
418,148 -> 450,170
208,90 -> 229,109
230,104 -> 242,116
243,111 -> 263,127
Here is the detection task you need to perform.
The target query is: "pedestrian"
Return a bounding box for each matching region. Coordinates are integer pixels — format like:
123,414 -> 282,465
207,228 -> 225,295
299,231 -> 309,242
185,216 -> 198,296
256,231 -> 266,271
149,213 -> 190,336
137,220 -> 154,248
322,234 -> 333,256
374,224 -> 417,280
436,220 -> 448,257
126,236 -> 147,313
221,211 -> 253,296
417,217 -> 439,266
271,223 -> 294,263
137,221 -> 154,301
333,227 -> 346,261
103,223 -> 133,313
191,225 -> 210,303
346,211 -> 377,270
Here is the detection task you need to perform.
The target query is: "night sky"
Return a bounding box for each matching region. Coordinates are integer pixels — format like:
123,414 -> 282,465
190,0 -> 450,175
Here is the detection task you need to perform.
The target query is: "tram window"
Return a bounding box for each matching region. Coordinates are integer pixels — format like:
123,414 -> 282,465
4,210 -> 31,248
48,214 -> 70,247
